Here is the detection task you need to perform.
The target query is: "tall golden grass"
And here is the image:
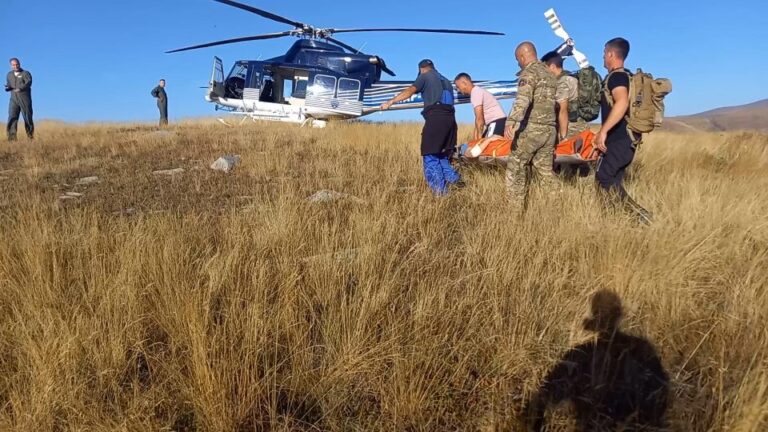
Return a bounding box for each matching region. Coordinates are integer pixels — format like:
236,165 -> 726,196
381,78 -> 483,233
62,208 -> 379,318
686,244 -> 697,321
0,121 -> 766,431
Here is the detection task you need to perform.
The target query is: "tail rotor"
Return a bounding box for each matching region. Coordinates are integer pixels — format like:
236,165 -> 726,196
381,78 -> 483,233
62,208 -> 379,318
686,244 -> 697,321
544,8 -> 590,69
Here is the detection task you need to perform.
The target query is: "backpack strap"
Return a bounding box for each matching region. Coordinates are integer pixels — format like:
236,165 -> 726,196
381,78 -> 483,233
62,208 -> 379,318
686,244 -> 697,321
602,68 -> 631,108
439,74 -> 455,105
602,68 -> 640,142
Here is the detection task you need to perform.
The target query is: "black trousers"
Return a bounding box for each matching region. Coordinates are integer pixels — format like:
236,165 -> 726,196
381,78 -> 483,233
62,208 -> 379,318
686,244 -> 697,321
158,101 -> 168,126
595,134 -> 635,199
421,104 -> 457,156
7,95 -> 34,139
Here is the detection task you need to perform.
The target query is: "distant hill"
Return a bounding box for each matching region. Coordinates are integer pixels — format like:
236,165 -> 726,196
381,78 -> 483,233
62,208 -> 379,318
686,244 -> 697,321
664,99 -> 768,132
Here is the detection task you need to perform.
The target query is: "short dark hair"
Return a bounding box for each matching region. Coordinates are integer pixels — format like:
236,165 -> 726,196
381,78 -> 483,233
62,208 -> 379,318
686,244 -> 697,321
418,59 -> 434,69
541,51 -> 563,68
9,58 -> 19,64
454,72 -> 472,82
605,37 -> 630,60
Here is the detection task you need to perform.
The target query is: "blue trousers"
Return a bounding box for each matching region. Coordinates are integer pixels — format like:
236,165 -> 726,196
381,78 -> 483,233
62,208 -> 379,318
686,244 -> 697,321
423,154 -> 460,195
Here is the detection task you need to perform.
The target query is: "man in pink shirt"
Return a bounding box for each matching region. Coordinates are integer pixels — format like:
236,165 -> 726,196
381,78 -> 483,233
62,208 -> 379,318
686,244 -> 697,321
454,73 -> 506,140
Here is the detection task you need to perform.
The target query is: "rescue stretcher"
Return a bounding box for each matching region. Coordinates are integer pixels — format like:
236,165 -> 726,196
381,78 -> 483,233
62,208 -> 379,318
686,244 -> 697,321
458,130 -> 597,168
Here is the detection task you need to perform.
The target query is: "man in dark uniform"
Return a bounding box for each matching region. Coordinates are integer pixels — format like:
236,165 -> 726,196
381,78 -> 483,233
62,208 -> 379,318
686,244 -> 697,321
594,38 -> 652,224
151,79 -> 168,126
5,58 -> 34,141
380,59 -> 461,195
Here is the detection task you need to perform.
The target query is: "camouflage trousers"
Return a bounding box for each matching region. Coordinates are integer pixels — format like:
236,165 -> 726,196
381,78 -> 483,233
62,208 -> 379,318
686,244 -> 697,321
565,120 -> 588,140
505,124 -> 556,205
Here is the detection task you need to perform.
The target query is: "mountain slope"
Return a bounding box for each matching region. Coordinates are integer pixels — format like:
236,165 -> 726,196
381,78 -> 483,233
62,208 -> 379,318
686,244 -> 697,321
664,99 -> 768,132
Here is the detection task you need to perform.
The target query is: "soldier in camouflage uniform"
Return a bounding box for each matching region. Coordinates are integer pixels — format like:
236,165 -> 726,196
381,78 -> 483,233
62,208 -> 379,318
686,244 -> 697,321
542,51 -> 589,140
504,42 -> 557,208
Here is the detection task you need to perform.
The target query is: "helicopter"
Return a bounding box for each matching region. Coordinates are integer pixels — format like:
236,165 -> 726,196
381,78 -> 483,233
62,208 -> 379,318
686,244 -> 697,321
167,1 -> 587,127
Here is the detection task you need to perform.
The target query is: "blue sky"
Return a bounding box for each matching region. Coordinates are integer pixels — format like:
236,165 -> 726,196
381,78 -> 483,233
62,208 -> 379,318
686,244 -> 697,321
2,0 -> 766,123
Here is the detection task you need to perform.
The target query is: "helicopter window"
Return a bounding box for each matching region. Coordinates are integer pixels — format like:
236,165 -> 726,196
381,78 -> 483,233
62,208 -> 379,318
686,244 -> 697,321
293,79 -> 308,99
227,63 -> 248,81
213,62 -> 224,85
283,79 -> 294,99
247,71 -> 261,89
337,78 -> 361,100
224,64 -> 248,99
310,74 -> 337,98
259,77 -> 275,102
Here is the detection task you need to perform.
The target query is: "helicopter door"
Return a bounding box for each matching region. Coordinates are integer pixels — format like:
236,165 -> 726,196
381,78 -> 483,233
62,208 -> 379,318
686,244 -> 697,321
243,66 -> 262,101
333,78 -> 363,115
306,74 -> 362,116
209,56 -> 225,99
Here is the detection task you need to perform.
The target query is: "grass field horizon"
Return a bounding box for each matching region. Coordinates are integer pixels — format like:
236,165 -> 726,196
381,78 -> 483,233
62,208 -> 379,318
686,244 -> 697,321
0,121 -> 766,431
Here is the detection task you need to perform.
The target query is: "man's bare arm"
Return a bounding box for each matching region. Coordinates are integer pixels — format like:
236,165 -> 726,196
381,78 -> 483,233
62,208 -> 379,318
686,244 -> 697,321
557,100 -> 569,141
474,106 -> 485,140
381,86 -> 418,110
600,86 -> 628,136
595,85 -> 629,152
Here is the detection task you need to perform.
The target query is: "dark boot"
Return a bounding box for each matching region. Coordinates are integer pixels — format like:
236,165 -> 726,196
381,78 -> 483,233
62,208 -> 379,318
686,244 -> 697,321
624,195 -> 653,226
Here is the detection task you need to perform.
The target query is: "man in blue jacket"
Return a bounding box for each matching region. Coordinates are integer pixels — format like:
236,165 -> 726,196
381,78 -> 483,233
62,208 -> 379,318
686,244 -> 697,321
381,59 -> 461,195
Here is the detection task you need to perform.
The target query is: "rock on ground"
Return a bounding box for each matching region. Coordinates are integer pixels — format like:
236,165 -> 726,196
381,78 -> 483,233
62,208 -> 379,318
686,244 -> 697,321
152,168 -> 185,176
75,176 -> 101,185
210,155 -> 241,173
306,190 -> 366,204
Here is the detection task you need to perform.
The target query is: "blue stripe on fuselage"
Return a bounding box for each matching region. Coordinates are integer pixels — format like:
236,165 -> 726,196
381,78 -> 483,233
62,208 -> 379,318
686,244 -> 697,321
362,80 -> 518,114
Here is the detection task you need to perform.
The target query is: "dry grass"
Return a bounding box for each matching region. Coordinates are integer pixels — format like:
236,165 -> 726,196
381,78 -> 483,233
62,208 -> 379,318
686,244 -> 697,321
0,120 -> 766,431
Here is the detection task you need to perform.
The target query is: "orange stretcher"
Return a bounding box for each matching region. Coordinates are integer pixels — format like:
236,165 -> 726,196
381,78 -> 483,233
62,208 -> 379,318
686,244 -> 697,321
553,130 -> 598,164
460,130 -> 597,166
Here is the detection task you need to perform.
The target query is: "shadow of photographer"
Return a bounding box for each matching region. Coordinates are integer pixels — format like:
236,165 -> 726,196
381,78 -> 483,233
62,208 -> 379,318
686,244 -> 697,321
524,289 -> 669,431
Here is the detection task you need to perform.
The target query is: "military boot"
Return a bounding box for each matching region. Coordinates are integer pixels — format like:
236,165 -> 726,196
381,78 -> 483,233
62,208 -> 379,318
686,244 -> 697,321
624,196 -> 653,226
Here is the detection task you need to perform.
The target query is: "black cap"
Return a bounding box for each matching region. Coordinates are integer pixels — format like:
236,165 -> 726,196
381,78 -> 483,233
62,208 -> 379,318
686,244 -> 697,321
418,59 -> 434,68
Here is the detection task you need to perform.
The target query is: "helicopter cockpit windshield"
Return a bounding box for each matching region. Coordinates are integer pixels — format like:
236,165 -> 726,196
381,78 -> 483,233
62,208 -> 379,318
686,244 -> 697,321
224,62 -> 248,99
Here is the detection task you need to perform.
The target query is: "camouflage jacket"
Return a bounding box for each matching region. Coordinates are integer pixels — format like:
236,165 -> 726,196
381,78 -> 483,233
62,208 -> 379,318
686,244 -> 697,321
507,60 -> 556,128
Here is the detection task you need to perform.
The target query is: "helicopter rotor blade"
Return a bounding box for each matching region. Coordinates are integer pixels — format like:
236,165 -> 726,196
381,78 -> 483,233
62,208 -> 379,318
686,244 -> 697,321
546,9 -> 590,68
166,31 -> 293,53
213,0 -> 306,28
544,8 -> 571,41
570,48 -> 590,69
324,36 -> 361,54
328,28 -> 504,36
376,57 -> 396,77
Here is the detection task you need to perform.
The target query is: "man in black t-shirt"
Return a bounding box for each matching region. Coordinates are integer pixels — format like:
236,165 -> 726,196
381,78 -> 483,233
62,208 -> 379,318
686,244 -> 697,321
594,38 -> 651,224
381,59 -> 461,195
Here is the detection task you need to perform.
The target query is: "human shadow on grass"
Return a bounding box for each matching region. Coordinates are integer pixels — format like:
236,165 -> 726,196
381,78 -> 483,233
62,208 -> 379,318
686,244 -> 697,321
524,290 -> 669,431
